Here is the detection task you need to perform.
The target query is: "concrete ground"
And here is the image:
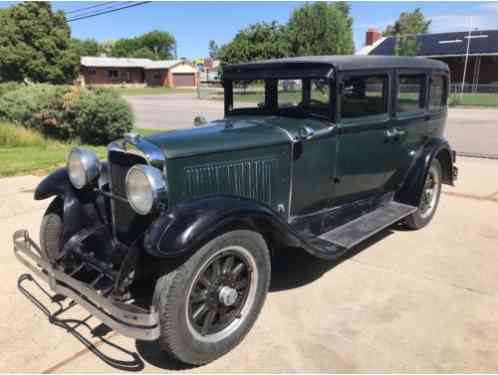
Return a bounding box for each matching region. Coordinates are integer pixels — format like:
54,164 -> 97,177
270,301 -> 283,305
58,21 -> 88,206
126,93 -> 498,158
1,156 -> 498,372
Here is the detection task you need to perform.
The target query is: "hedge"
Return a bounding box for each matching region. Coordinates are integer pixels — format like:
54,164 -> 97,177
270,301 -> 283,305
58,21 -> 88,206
0,83 -> 133,144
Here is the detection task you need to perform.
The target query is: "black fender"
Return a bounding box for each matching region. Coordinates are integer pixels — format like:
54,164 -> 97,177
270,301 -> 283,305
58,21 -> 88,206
34,167 -> 110,245
395,137 -> 455,207
144,195 -> 329,259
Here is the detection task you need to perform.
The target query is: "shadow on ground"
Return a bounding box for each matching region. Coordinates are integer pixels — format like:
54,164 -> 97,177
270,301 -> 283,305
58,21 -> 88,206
18,228 -> 394,371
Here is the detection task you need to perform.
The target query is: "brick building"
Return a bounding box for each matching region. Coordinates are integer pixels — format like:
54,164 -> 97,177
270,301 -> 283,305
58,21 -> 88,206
80,57 -> 198,87
358,28 -> 498,87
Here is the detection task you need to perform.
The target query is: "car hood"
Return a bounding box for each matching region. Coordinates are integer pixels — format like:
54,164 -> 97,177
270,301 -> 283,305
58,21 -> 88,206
145,116 -> 316,159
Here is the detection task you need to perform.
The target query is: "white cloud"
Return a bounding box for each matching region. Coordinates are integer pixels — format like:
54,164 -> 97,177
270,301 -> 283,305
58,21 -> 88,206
479,3 -> 498,12
430,14 -> 498,33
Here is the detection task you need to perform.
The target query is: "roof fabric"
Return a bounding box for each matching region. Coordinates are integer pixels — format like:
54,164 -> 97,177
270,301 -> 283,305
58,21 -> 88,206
369,30 -> 498,57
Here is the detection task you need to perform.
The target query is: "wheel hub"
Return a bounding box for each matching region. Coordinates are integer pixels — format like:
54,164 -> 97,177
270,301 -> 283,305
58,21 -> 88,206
218,286 -> 238,306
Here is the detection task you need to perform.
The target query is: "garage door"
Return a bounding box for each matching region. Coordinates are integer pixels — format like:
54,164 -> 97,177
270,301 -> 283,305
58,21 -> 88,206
173,73 -> 195,87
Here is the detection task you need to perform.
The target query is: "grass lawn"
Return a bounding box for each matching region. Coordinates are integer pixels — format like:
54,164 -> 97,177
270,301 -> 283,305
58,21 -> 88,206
449,93 -> 498,107
114,86 -> 196,96
0,125 -> 163,177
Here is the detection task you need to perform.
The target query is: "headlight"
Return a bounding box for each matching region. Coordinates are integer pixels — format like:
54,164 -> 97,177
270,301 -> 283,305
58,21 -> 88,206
126,165 -> 167,215
67,148 -> 101,189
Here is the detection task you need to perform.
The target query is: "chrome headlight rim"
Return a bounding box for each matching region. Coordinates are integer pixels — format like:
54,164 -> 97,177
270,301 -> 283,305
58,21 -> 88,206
67,147 -> 101,189
125,164 -> 167,215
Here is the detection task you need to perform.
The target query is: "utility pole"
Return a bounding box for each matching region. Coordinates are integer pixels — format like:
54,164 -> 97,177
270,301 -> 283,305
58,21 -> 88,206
461,16 -> 472,97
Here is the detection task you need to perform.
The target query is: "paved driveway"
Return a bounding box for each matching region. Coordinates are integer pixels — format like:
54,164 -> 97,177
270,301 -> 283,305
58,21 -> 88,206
126,93 -> 498,158
1,157 -> 498,372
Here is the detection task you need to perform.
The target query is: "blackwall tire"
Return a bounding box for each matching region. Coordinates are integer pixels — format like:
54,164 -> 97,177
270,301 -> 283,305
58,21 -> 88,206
40,197 -> 63,263
153,230 -> 271,365
405,159 -> 442,230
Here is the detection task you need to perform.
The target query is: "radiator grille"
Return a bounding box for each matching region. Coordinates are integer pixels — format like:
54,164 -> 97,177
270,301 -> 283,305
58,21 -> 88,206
185,159 -> 276,206
108,151 -> 147,244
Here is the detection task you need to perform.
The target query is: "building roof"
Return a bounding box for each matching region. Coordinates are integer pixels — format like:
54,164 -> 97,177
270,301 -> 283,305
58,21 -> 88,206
224,55 -> 447,79
368,29 -> 498,57
81,56 -> 184,69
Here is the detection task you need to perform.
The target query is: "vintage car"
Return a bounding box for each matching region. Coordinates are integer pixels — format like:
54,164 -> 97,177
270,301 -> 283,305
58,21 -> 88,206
14,56 -> 457,365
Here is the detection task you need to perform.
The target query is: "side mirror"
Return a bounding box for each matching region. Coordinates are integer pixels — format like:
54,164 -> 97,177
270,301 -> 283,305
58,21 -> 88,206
194,116 -> 208,127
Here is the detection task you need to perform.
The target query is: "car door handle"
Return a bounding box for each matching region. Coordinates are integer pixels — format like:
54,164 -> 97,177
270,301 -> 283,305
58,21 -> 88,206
385,128 -> 397,139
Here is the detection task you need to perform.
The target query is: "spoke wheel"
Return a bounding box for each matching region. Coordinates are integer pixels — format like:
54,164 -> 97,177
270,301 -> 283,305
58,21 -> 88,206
419,164 -> 441,219
186,246 -> 257,342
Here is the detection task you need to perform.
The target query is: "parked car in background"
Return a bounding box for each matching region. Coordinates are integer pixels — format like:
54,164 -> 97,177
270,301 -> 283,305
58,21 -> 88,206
14,56 -> 457,365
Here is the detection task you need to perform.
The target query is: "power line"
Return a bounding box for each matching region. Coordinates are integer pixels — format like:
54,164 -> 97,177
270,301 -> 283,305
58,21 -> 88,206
67,1 -> 151,23
65,2 -> 110,15
67,2 -> 133,19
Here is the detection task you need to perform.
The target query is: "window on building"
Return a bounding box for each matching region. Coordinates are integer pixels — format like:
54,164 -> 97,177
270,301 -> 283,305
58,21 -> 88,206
429,75 -> 447,112
107,69 -> 119,79
88,69 -> 96,76
397,74 -> 425,113
153,73 -> 161,80
341,75 -> 387,119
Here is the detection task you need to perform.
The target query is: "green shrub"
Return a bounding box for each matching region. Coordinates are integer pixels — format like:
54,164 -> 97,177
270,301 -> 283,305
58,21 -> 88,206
0,82 -> 22,98
73,90 -> 134,144
0,84 -> 134,144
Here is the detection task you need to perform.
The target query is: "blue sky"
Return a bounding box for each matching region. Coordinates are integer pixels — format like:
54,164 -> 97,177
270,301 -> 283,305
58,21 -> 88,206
2,1 -> 498,59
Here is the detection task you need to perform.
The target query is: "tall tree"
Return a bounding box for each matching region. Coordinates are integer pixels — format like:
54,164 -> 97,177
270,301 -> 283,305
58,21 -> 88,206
218,21 -> 289,65
383,8 -> 431,36
0,2 -> 79,83
384,8 -> 430,56
286,2 -> 355,56
208,40 -> 219,59
72,38 -> 102,57
110,30 -> 175,60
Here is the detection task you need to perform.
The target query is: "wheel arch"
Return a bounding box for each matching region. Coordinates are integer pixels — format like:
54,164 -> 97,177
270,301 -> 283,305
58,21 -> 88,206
395,137 -> 455,207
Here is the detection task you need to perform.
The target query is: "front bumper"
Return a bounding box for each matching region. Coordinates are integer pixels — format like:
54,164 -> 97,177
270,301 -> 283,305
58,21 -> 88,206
13,230 -> 160,341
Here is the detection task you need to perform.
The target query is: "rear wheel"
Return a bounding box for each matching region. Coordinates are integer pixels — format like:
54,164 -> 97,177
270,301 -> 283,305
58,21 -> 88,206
153,230 -> 271,365
405,159 -> 442,230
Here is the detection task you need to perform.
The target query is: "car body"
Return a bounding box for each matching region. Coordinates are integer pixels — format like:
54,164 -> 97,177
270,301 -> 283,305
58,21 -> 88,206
14,55 -> 457,365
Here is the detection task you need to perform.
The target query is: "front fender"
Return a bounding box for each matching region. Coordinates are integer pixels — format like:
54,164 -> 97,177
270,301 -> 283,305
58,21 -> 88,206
34,167 -> 109,244
395,137 -> 455,207
144,196 -> 314,258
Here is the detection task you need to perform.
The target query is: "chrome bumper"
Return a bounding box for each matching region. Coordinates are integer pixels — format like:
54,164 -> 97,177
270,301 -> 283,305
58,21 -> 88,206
13,230 -> 160,341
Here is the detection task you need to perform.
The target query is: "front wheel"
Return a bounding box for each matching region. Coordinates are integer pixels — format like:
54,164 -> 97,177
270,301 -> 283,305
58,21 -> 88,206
153,230 -> 271,365
405,159 -> 442,230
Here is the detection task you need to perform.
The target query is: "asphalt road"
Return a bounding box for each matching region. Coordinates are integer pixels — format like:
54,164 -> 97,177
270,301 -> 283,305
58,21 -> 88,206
126,93 -> 498,158
2,157 -> 498,372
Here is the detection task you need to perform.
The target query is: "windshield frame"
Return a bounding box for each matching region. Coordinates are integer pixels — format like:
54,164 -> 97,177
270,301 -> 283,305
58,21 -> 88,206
223,77 -> 335,122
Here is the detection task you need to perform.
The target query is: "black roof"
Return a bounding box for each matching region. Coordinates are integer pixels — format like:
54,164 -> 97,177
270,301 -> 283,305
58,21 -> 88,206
370,29 -> 498,57
223,55 -> 447,80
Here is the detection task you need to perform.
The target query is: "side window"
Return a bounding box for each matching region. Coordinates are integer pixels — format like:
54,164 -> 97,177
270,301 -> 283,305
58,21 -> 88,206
397,74 -> 425,114
341,75 -> 387,119
232,80 -> 266,109
277,79 -> 303,108
429,75 -> 447,112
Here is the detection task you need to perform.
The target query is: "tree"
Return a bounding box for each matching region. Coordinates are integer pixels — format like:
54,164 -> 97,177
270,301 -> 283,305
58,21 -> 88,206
72,38 -> 102,57
383,8 -> 431,36
110,30 -> 175,60
218,21 -> 289,65
286,2 -> 355,56
384,8 -> 430,56
0,2 -> 79,83
208,40 -> 219,59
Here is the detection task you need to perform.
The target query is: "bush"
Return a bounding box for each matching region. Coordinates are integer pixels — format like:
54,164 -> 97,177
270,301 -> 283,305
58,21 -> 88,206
0,84 -> 134,144
0,82 -> 22,98
73,90 -> 134,144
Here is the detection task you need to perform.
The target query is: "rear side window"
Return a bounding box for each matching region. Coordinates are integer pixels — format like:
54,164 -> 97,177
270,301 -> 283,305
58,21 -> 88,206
232,80 -> 266,109
341,75 -> 387,119
429,75 -> 447,112
397,74 -> 425,114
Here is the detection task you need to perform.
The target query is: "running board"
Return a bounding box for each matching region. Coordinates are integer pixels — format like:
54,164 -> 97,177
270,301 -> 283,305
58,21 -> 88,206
318,202 -> 417,250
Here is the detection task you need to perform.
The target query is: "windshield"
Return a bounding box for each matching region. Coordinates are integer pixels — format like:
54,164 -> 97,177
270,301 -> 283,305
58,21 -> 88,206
227,78 -> 332,120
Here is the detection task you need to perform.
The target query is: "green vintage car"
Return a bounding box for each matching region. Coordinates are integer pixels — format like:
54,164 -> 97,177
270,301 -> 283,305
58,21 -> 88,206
14,56 -> 457,365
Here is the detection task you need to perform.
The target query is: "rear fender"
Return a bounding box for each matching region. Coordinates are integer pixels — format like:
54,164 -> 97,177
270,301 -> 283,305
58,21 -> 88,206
144,196 -> 307,258
395,137 -> 455,207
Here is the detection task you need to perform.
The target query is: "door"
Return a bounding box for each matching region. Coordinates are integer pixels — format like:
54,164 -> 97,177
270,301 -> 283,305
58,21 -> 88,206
384,70 -> 429,191
333,73 -> 393,204
173,73 -> 195,87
